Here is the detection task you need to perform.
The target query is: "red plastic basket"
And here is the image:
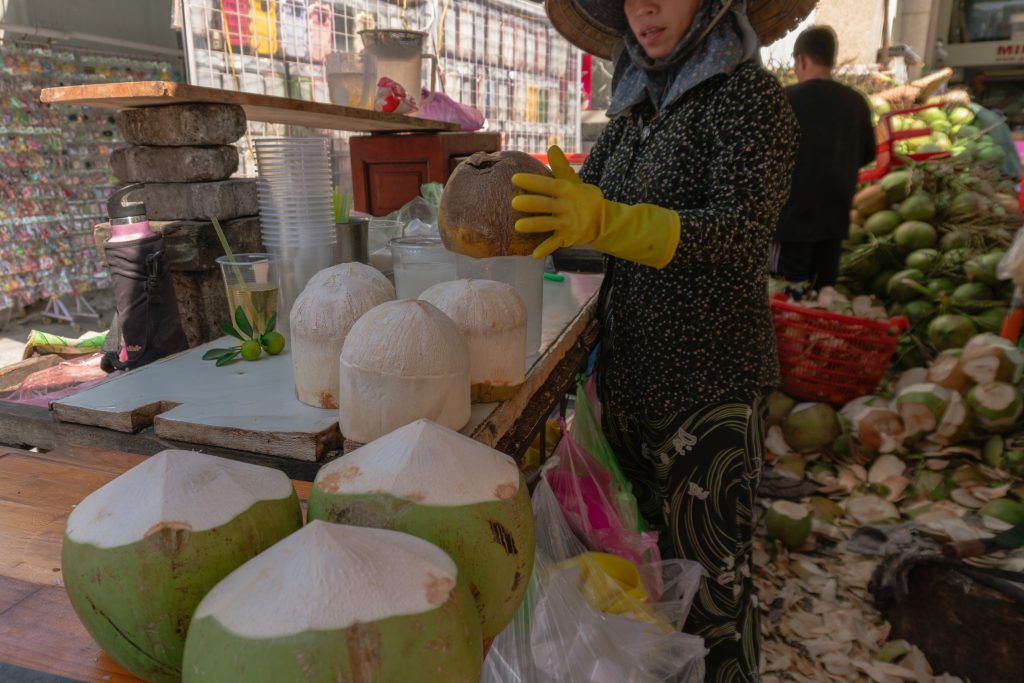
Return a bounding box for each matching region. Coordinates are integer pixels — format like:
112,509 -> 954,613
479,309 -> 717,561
770,295 -> 909,405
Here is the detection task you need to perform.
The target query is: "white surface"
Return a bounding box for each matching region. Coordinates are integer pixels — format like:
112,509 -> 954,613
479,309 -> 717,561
66,450 -> 294,547
193,521 -> 458,636
54,272 -> 603,452
316,419 -> 519,505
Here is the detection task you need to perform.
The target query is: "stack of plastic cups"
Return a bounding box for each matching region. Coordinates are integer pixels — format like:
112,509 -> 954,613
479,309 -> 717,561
254,137 -> 336,335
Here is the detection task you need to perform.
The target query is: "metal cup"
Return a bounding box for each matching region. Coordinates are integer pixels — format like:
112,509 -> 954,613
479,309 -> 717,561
334,217 -> 369,265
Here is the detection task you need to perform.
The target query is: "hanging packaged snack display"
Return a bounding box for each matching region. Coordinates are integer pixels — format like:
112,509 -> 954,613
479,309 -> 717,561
0,42 -> 179,315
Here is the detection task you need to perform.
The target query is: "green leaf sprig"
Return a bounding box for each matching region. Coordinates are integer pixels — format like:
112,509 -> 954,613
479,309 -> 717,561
203,306 -> 284,366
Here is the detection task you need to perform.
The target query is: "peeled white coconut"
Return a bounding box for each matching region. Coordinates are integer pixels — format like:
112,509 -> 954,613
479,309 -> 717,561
966,381 -> 1023,433
895,383 -> 952,444
765,501 -> 811,550
960,333 -> 1024,385
308,419 -> 534,643
782,402 -> 841,453
62,451 -> 301,683
289,263 -> 394,409
927,390 -> 973,446
339,300 -> 470,443
841,396 -> 905,453
419,279 -> 527,403
181,521 -> 482,682
926,351 -> 971,395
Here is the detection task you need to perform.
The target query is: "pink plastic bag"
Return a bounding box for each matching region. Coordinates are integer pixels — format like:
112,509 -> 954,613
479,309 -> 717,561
545,418 -> 662,598
417,90 -> 484,131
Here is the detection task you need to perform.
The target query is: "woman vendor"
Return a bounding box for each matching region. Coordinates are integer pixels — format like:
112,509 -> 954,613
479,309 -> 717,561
511,0 -> 803,679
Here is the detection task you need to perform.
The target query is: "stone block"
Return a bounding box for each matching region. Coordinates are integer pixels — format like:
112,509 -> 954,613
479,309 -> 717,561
111,145 -> 239,183
140,179 -> 257,221
117,104 -> 247,146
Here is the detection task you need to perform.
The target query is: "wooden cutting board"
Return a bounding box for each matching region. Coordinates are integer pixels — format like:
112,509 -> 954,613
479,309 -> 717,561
52,344 -> 341,462
39,81 -> 458,133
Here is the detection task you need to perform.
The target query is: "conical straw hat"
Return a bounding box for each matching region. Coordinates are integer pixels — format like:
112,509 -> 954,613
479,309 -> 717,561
546,0 -> 819,60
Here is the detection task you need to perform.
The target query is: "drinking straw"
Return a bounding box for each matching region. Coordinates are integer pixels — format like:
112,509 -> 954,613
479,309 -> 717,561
210,216 -> 247,290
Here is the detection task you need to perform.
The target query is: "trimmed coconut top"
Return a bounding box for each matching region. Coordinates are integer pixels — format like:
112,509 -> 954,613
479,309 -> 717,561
289,263 -> 394,340
315,419 -> 520,505
66,450 -> 294,548
419,279 -> 527,333
340,299 -> 469,376
192,521 -> 458,637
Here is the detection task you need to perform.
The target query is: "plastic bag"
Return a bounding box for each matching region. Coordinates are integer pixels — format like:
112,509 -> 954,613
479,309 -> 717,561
417,89 -> 485,131
381,182 -> 444,230
546,418 -> 662,597
482,479 -> 706,683
570,375 -> 644,532
998,226 -> 1024,286
0,353 -> 115,408
23,329 -> 107,356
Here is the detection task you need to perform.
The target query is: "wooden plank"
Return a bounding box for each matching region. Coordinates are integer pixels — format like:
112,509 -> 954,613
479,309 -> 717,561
0,576 -> 39,614
0,401 -> 327,481
39,81 -> 458,133
52,345 -> 341,462
0,581 -> 140,683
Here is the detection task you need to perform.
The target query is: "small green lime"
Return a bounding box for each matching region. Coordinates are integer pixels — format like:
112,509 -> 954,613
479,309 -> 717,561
241,339 -> 262,361
261,331 -> 286,355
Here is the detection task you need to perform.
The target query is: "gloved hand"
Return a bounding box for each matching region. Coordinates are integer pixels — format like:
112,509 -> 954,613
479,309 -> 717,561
511,146 -> 681,269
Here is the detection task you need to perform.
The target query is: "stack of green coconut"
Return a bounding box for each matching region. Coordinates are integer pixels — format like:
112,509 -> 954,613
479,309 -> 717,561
839,102 -> 1021,369
762,330 -> 1024,553
60,419 -> 535,682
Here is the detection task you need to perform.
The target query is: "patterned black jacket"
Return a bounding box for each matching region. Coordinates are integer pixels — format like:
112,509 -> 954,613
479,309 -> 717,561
583,60 -> 799,418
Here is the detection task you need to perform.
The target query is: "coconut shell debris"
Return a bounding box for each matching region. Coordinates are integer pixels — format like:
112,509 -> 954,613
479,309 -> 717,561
757,389 -> 1024,681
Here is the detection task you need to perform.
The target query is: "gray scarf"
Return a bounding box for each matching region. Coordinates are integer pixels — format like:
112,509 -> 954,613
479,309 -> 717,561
608,0 -> 759,117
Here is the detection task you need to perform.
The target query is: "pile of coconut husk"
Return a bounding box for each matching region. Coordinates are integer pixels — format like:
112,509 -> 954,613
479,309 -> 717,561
753,537 -> 968,683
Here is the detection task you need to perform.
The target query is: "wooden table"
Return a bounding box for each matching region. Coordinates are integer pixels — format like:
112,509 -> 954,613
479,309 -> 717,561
0,443 -> 313,683
0,274 -> 601,480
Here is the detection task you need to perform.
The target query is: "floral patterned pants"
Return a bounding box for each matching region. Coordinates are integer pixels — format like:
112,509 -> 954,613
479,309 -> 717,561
602,392 -> 767,683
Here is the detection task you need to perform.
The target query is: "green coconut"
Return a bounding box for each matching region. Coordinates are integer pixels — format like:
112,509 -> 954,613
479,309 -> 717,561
840,396 -> 905,453
955,123 -> 980,140
942,247 -> 973,271
767,391 -> 797,427
977,144 -> 1006,165
782,402 -> 841,453
964,251 -> 1005,285
887,269 -> 926,303
949,191 -> 985,218
864,210 -> 902,237
966,381 -> 1023,433
926,277 -> 957,296
928,391 -> 973,446
181,522 -> 483,682
881,171 -> 914,203
972,307 -> 1010,334
983,435 -> 1005,468
871,269 -> 898,298
308,419 -> 534,642
904,300 -> 936,327
960,333 -> 1024,385
894,222 -> 937,250
898,193 -> 937,222
765,501 -> 812,551
951,282 -> 992,304
950,107 -> 975,126
895,383 -> 952,444
979,499 -> 1024,526
939,231 -> 970,252
62,451 -> 302,683
928,314 -> 977,351
905,248 -> 941,271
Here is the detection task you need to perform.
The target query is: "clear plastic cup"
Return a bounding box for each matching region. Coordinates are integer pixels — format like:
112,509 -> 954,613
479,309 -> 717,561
456,254 -> 545,358
367,218 -> 404,272
389,236 -> 457,299
215,253 -> 282,338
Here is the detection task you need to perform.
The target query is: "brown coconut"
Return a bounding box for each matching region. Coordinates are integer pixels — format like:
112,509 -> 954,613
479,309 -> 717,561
438,151 -> 554,257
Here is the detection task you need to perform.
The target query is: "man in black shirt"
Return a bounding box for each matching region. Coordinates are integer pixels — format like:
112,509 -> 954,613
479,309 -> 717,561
771,26 -> 876,289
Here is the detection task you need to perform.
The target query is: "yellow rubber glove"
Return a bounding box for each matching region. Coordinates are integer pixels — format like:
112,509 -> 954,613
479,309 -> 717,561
510,146 -> 681,269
